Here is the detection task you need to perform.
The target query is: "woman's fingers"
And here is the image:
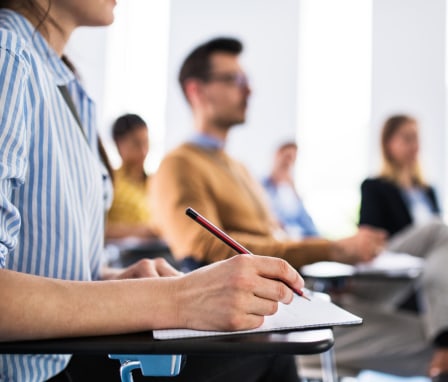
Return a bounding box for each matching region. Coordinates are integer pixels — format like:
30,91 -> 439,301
112,258 -> 182,279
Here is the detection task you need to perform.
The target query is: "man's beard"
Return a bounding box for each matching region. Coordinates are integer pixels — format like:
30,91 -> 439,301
213,111 -> 246,130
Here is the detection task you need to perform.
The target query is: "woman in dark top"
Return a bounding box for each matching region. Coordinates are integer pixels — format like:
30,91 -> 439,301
359,114 -> 448,377
360,114 -> 440,237
360,177 -> 439,237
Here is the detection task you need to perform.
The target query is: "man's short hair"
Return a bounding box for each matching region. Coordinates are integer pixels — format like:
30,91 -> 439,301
178,37 -> 243,99
277,141 -> 298,152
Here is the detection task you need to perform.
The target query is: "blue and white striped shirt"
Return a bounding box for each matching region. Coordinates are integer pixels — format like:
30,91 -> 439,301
0,10 -> 112,381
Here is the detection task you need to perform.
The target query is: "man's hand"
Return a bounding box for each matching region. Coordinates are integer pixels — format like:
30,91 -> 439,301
332,226 -> 387,264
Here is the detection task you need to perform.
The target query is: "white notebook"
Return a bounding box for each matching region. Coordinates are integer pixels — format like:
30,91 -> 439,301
153,292 -> 362,340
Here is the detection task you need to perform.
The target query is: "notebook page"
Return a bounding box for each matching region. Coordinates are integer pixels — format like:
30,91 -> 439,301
153,293 -> 361,340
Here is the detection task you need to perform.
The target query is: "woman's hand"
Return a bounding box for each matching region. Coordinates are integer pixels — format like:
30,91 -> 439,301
172,254 -> 304,331
102,258 -> 182,280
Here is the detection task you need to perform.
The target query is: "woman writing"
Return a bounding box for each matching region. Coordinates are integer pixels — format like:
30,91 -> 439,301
0,1 -> 302,381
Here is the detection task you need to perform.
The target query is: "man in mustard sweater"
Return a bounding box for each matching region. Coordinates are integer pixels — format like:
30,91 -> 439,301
151,37 -> 385,271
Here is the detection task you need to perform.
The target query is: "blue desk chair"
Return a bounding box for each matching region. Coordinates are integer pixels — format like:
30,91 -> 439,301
109,354 -> 183,382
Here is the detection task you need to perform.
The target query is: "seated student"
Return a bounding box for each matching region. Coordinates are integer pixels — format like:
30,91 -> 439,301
151,37 -> 385,272
262,141 -> 318,239
358,114 -> 448,378
106,114 -> 159,240
0,3 -> 302,382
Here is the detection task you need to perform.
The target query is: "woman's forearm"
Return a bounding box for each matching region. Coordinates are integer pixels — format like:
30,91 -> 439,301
0,255 -> 304,342
0,269 -> 180,341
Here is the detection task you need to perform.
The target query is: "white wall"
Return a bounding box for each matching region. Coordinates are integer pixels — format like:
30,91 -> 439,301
165,0 -> 299,178
66,26 -> 108,128
370,0 -> 447,202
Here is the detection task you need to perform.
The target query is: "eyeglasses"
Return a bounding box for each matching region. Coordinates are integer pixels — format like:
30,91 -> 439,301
205,72 -> 249,88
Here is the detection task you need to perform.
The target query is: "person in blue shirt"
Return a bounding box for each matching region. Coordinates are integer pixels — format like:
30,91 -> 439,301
262,141 -> 318,239
0,1 -> 303,381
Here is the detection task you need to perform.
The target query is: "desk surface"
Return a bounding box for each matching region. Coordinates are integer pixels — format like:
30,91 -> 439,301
106,238 -> 177,268
0,329 -> 334,356
301,252 -> 424,281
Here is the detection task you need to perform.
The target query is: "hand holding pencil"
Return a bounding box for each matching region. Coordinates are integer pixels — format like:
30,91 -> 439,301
176,247 -> 306,331
186,207 -> 310,301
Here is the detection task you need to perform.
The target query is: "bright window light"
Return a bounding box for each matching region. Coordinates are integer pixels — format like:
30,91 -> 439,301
296,0 -> 372,237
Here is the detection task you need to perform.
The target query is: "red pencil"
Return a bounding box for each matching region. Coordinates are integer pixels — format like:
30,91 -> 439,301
185,207 -> 310,301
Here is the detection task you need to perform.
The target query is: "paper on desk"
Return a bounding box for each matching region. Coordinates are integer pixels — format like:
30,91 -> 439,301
356,251 -> 424,275
153,292 -> 361,340
301,251 -> 424,279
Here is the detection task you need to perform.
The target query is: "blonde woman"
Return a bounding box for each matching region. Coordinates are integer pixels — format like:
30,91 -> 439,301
360,115 -> 440,235
359,114 -> 448,378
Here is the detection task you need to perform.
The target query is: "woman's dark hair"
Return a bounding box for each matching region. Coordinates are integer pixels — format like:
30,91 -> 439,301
112,114 -> 147,143
0,0 -> 59,36
178,37 -> 243,99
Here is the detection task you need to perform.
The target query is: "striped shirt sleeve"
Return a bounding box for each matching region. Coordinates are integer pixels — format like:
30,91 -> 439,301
0,30 -> 30,267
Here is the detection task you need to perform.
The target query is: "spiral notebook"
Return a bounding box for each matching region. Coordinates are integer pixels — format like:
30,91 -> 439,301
153,292 -> 362,340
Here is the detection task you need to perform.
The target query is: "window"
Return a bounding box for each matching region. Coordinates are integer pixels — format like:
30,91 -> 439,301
296,0 -> 372,237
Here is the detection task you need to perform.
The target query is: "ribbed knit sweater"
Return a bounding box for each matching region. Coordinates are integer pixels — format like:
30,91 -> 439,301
151,143 -> 333,268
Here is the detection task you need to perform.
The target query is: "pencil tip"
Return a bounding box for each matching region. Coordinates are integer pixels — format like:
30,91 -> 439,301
297,291 -> 311,301
185,207 -> 198,218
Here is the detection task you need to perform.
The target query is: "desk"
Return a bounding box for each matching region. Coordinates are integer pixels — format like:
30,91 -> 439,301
0,329 -> 333,356
300,253 -> 423,310
301,252 -> 424,282
0,329 -> 336,381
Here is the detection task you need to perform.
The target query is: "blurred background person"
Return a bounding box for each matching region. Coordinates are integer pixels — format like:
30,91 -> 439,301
360,114 -> 440,235
262,141 -> 318,239
106,113 -> 159,240
358,114 -> 448,378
